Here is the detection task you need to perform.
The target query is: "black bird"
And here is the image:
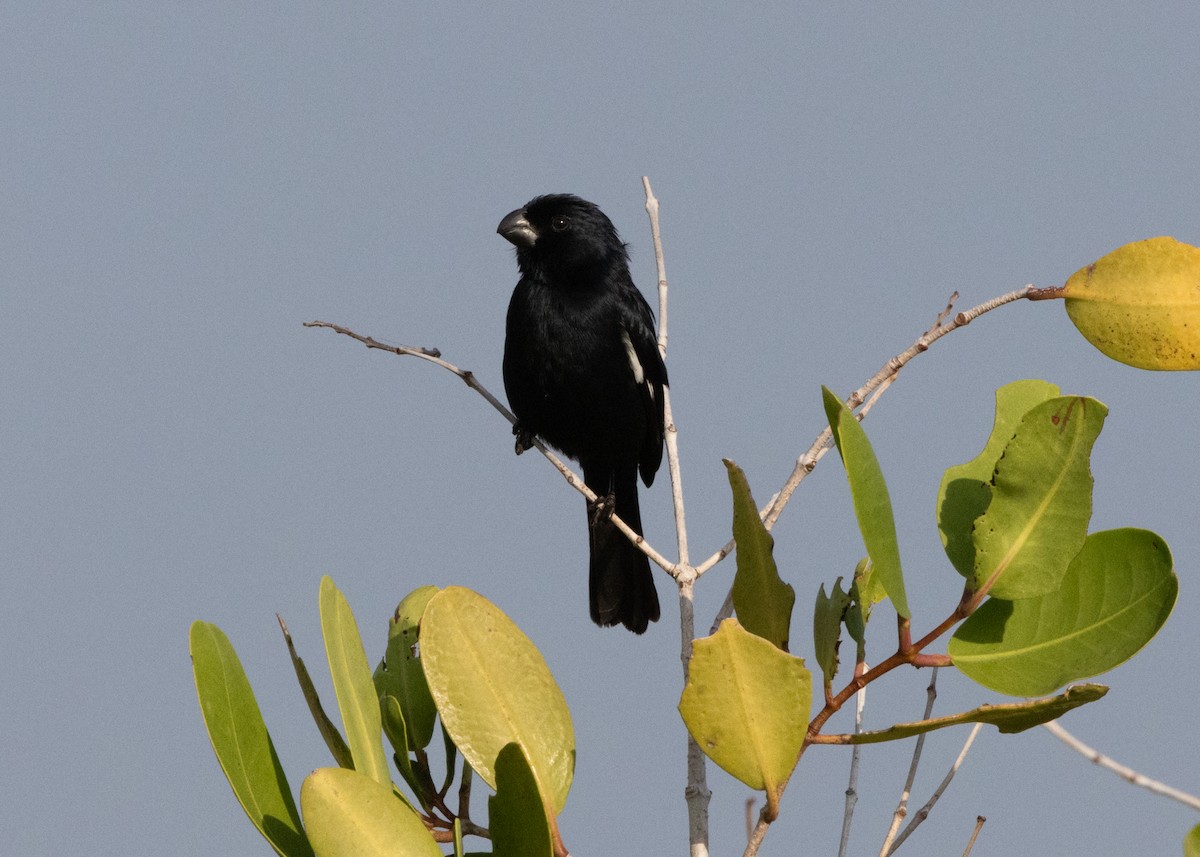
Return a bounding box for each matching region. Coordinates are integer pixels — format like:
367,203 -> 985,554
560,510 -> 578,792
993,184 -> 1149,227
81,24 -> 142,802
498,194 -> 668,633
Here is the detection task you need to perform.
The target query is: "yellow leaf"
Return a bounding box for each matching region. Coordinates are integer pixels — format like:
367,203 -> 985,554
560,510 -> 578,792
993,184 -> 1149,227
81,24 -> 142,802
1064,236 -> 1200,370
678,619 -> 810,818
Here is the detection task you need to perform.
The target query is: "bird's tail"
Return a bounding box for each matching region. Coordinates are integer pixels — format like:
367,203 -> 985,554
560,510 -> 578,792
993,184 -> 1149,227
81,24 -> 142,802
587,468 -> 661,634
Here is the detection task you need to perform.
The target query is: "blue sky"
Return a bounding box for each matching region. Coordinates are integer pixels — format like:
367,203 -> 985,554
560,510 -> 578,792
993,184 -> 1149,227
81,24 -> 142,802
4,4 -> 1198,855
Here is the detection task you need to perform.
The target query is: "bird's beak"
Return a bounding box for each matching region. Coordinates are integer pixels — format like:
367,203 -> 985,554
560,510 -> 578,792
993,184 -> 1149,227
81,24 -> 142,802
497,208 -> 538,247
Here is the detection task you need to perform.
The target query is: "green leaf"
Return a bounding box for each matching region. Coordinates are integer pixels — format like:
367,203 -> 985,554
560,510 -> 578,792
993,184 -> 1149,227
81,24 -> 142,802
845,558 -> 877,659
821,387 -> 909,617
489,743 -> 556,857
813,579 -> 850,688
452,818 -> 464,857
420,587 -> 575,813
379,696 -> 422,799
938,380 -> 1060,577
374,586 -> 439,751
844,684 -> 1107,744
951,529 -> 1177,696
279,616 -> 353,770
1064,236 -> 1200,370
725,459 -> 796,650
1185,823 -> 1200,857
851,556 -> 885,610
319,576 -> 391,788
439,719 -> 459,797
972,396 -> 1106,599
300,767 -> 441,857
190,621 -> 314,857
678,619 -> 811,818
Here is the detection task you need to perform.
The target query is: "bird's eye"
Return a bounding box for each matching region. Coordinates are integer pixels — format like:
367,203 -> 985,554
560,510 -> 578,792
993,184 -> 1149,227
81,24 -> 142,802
551,215 -> 570,232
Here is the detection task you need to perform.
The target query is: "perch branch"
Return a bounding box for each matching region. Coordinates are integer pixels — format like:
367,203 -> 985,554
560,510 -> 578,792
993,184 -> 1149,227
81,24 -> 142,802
303,320 -> 674,574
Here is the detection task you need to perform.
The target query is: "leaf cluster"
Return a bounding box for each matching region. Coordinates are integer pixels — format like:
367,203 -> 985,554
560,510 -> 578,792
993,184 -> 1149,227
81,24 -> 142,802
191,581 -> 574,857
675,380 -> 1178,841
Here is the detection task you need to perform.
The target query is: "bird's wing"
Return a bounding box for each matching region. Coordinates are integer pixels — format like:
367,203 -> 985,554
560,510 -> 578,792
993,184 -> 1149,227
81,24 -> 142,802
618,288 -> 668,486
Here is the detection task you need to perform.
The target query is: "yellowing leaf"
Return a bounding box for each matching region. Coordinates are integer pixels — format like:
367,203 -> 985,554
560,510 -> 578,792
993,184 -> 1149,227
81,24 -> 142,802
420,587 -> 575,813
1186,823 -> 1200,857
678,619 -> 811,818
300,768 -> 440,857
1064,236 -> 1200,370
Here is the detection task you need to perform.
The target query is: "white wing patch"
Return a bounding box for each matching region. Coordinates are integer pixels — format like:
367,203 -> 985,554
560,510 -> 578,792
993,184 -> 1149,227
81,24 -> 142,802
620,329 -> 645,384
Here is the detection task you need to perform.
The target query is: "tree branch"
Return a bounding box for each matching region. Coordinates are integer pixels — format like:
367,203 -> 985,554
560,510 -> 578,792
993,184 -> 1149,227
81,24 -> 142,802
962,816 -> 987,856
642,177 -> 692,577
837,677 -> 869,857
302,320 -> 676,574
1041,719 -> 1200,811
641,177 -> 711,857
885,722 -> 984,855
695,285 -> 1038,578
878,668 -> 941,856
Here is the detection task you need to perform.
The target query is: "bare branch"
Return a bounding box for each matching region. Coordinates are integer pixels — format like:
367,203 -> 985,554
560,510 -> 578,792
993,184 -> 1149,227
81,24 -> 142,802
303,320 -> 676,575
1041,719 -> 1200,812
642,177 -> 710,857
695,285 -> 1038,578
837,678 -> 869,857
879,668 -> 941,856
457,762 -> 474,827
743,812 -> 770,857
886,722 -> 984,854
641,178 -> 691,577
962,816 -> 986,857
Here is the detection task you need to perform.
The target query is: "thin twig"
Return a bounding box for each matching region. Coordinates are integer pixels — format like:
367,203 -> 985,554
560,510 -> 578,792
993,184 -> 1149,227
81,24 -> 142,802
642,177 -> 710,857
744,813 -> 770,857
887,722 -> 984,854
1041,719 -> 1200,811
457,761 -> 474,826
642,177 -> 692,574
879,668 -> 941,856
695,285 -> 1037,578
837,675 -> 869,857
303,320 -> 675,574
962,816 -> 986,857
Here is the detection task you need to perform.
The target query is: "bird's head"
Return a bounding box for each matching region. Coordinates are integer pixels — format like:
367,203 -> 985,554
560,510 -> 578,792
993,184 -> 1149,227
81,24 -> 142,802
498,194 -> 627,279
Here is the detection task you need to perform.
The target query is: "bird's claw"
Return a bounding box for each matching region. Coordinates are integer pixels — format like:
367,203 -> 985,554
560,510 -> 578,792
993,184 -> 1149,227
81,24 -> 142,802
588,492 -> 617,528
513,424 -> 536,455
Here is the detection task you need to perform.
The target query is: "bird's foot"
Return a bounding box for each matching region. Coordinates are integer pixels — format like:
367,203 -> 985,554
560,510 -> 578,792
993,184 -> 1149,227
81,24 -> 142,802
513,424 -> 536,455
588,492 -> 616,528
